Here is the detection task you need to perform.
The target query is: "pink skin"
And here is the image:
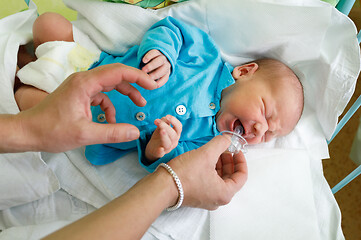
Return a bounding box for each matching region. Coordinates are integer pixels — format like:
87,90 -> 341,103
143,51 -> 180,161
141,49 -> 171,88
144,55 -> 301,159
146,115 -> 182,161
215,63 -> 301,145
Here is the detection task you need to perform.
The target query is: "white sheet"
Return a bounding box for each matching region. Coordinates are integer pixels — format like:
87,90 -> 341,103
0,2 -> 60,210
17,41 -> 101,93
211,149 -> 326,240
0,0 -> 360,239
0,147 -> 341,240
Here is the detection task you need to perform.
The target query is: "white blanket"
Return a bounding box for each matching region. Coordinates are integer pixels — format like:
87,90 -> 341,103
68,0 -> 361,142
211,149 -> 343,240
0,0 -> 360,239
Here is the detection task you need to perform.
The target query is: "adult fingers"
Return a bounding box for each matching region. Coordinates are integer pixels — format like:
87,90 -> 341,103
91,92 -> 116,123
88,80 -> 147,107
83,121 -> 140,145
199,135 -> 231,164
218,152 -> 235,178
228,152 -> 248,187
216,157 -> 223,177
233,151 -> 247,173
213,152 -> 248,206
84,63 -> 158,95
113,81 -> 147,107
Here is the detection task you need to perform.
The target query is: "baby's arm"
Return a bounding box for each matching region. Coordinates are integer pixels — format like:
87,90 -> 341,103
145,115 -> 182,162
141,50 -> 171,87
138,17 -> 188,87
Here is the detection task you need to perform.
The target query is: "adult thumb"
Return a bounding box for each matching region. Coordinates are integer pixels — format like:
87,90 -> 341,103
201,135 -> 231,158
86,122 -> 140,145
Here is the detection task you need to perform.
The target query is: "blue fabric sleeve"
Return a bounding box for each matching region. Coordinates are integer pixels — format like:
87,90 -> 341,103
137,134 -> 212,173
137,16 -> 190,78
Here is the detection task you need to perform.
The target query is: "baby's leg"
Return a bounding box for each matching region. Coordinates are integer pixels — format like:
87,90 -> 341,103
14,78 -> 48,111
15,13 -> 74,111
18,12 -> 74,66
17,44 -> 36,69
33,12 -> 74,49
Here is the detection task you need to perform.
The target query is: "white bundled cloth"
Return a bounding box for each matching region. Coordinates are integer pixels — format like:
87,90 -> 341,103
0,0 -> 360,239
17,41 -> 101,93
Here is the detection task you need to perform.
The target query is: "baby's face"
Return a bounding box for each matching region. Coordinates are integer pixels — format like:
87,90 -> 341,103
216,68 -> 301,145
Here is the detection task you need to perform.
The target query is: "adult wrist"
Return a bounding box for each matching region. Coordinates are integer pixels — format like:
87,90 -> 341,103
12,110 -> 43,152
154,164 -> 180,210
0,113 -> 32,153
156,163 -> 184,211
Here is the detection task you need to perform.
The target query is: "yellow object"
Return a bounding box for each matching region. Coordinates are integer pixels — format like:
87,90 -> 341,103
34,0 -> 77,20
103,0 -> 187,9
0,0 -> 77,21
0,0 -> 28,18
68,44 -> 100,72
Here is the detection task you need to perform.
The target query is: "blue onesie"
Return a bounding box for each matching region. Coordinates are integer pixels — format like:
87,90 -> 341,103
85,16 -> 235,172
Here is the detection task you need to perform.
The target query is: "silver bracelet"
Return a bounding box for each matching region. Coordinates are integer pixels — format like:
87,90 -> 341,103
156,163 -> 184,211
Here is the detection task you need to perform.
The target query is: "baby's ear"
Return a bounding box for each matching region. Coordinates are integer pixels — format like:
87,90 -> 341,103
232,63 -> 259,80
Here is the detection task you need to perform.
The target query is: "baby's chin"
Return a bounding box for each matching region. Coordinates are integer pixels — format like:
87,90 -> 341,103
244,135 -> 266,145
246,139 -> 260,145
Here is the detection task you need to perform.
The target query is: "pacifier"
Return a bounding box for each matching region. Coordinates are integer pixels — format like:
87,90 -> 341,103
220,125 -> 248,153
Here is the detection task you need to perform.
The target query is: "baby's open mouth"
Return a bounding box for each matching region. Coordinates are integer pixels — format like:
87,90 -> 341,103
233,119 -> 244,134
221,119 -> 248,153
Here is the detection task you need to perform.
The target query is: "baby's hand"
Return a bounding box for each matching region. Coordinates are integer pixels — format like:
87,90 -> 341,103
145,115 -> 182,162
142,49 -> 171,87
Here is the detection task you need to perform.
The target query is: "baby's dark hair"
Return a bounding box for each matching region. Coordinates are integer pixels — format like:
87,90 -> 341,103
253,58 -> 304,123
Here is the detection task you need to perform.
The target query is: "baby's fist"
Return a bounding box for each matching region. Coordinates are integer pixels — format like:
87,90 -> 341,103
142,49 -> 171,87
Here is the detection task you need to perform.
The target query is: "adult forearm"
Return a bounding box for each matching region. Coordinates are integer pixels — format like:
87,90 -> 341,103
41,135 -> 247,239
43,168 -> 178,240
0,113 -> 33,153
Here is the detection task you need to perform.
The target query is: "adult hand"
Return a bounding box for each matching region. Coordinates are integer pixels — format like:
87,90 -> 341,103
167,135 -> 248,210
13,63 -> 157,153
43,135 -> 247,240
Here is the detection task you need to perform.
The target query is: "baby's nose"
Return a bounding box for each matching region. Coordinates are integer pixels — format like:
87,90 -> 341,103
253,122 -> 268,136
